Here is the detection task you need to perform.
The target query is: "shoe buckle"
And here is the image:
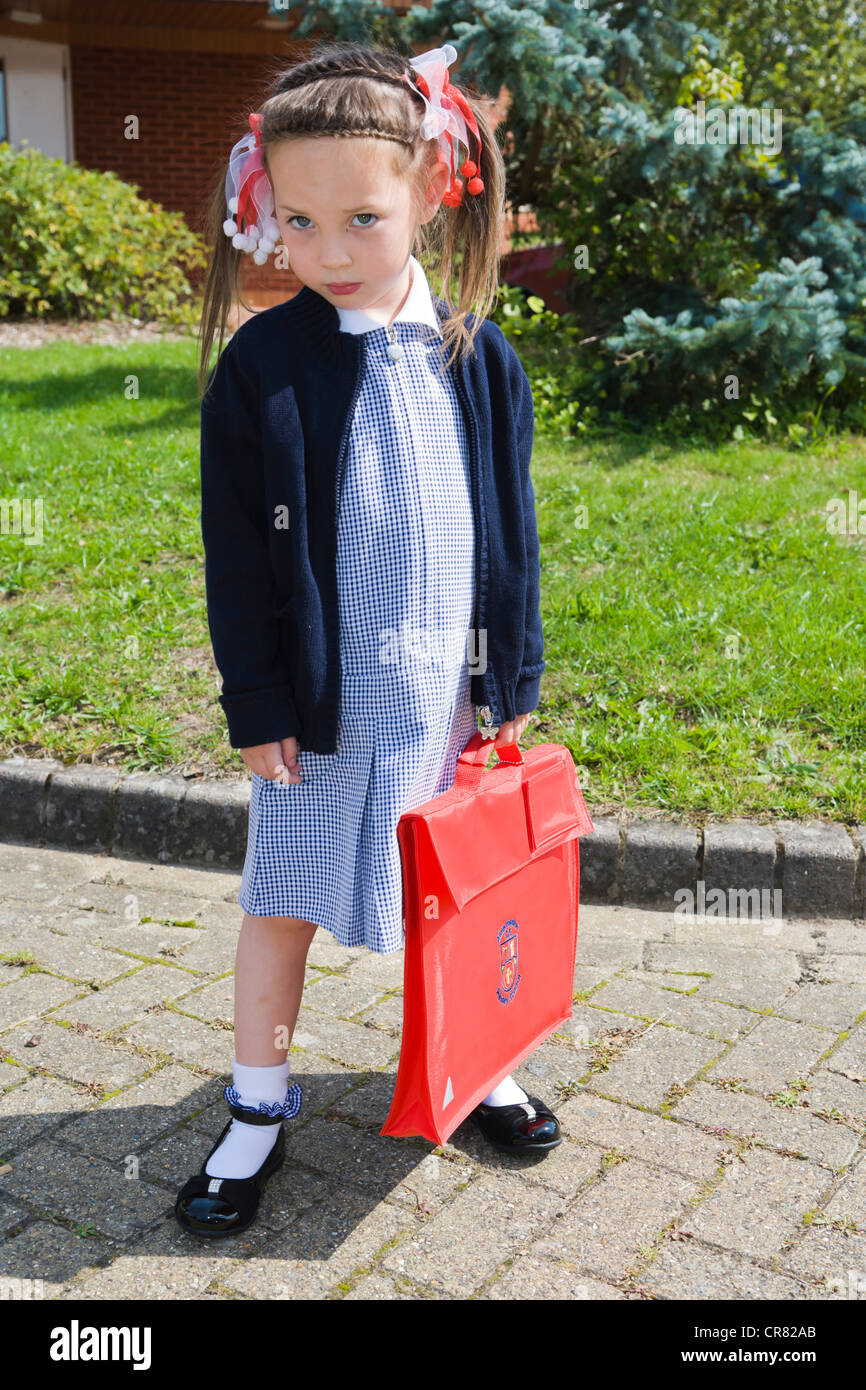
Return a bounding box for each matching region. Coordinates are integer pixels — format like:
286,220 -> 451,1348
207,1178 -> 223,1193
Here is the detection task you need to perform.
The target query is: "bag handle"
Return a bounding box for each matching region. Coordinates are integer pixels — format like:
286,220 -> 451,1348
453,729 -> 524,793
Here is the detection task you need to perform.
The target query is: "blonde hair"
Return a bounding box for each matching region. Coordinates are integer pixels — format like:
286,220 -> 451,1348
197,39 -> 506,396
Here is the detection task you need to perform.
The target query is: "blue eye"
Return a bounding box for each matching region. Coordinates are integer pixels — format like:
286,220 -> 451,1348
285,213 -> 377,230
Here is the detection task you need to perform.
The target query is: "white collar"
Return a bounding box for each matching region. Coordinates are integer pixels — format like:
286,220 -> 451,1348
336,254 -> 441,336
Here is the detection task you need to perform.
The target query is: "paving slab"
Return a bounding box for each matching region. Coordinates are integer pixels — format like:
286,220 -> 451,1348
300,971 -> 391,1020
556,1091 -> 729,1179
169,976 -> 234,1024
824,1024 -> 866,1076
482,1258 -> 627,1300
1,1019 -> 151,1090
587,975 -> 758,1042
59,1065 -> 217,1162
443,1123 -> 602,1200
0,1073 -> 100,1156
0,908 -> 141,982
355,993 -> 403,1035
289,1063 -> 394,1128
290,1008 -> 401,1070
380,1169 -> 568,1296
778,982 -> 866,1031
45,963 -> 197,1032
800,1068 -> 866,1128
669,1080 -> 861,1169
529,1156 -> 698,1282
0,1192 -> 34,1239
223,1176 -> 418,1299
644,942 -> 802,1010
670,915 -> 816,951
679,1150 -> 832,1260
118,1009 -> 236,1074
823,1154 -> 866,1226
817,955 -> 866,985
703,1016 -> 838,1093
0,1138 -> 170,1241
67,1218 -> 274,1300
640,1240 -> 818,1300
815,923 -> 866,954
583,1023 -> 724,1107
342,1271 -> 419,1299
777,1225 -> 866,1293
0,1221 -> 107,1296
0,1060 -> 27,1090
0,972 -> 86,1030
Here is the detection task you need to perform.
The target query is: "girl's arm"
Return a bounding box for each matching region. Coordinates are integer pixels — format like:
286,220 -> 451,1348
200,333 -> 300,749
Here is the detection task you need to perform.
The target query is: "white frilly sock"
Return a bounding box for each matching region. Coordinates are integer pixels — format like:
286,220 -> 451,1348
480,1074 -> 529,1107
205,1057 -> 291,1179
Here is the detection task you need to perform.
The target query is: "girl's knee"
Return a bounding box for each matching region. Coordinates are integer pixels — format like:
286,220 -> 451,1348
241,912 -> 318,936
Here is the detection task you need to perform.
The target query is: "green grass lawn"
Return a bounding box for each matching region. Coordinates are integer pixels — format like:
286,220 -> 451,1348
1,336 -> 865,821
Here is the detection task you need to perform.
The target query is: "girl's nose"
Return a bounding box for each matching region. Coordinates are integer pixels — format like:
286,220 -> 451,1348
320,247 -> 352,270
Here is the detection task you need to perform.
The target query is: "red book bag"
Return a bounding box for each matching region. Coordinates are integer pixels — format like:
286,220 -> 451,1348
380,731 -> 595,1145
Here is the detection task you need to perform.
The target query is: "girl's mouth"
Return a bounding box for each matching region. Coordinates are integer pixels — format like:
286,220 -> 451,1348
326,282 -> 361,295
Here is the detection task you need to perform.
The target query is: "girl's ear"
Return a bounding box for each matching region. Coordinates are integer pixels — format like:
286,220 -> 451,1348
418,154 -> 451,225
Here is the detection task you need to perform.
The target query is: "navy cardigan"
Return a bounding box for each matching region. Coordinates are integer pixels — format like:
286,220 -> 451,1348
200,283 -> 545,753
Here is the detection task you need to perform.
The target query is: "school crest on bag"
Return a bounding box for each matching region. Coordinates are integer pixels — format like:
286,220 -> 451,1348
496,919 -> 521,1005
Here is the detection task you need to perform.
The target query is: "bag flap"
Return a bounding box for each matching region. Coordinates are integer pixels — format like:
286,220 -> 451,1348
523,755 -> 595,850
400,743 -> 594,913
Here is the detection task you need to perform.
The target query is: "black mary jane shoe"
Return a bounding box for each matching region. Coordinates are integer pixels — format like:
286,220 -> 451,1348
174,1083 -> 301,1239
471,1093 -> 562,1155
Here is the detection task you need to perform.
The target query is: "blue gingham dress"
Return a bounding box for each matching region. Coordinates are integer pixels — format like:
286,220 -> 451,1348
237,273 -> 478,954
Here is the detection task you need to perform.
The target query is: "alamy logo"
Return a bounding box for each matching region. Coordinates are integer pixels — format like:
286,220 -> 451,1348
497,919 -> 521,1005
673,99 -> 783,154
49,1320 -> 152,1370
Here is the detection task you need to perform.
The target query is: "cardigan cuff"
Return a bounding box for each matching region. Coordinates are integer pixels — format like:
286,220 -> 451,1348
219,685 -> 302,750
513,664 -> 545,718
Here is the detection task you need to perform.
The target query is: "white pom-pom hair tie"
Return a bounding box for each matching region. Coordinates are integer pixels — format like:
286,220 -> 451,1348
223,112 -> 281,265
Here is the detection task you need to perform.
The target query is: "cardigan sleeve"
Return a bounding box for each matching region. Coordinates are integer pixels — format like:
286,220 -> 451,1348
200,333 -> 301,749
509,350 -> 546,716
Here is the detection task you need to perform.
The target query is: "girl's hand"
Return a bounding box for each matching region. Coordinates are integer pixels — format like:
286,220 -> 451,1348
491,713 -> 531,747
240,737 -> 301,783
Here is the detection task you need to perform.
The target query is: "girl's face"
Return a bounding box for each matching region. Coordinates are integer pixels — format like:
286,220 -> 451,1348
267,135 -> 448,318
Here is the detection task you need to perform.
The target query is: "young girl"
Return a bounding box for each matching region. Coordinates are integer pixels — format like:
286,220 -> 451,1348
175,39 -> 558,1240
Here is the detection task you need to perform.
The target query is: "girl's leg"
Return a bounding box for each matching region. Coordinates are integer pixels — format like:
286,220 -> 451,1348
234,913 -> 319,1064
204,913 -> 319,1179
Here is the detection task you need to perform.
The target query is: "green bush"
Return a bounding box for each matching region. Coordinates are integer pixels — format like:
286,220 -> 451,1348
0,141 -> 207,324
493,286 -> 599,438
493,283 -> 866,447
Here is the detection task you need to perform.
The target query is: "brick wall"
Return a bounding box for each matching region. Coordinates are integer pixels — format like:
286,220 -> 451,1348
69,43 -> 302,302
